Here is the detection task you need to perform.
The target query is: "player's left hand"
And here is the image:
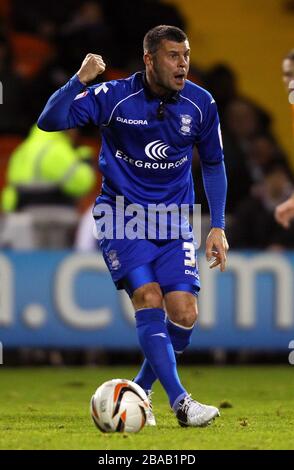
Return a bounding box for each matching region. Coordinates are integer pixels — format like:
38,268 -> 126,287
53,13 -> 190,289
206,228 -> 229,272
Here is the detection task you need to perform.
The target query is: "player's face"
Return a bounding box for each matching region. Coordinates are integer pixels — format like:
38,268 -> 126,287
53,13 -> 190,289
282,58 -> 294,90
146,39 -> 190,94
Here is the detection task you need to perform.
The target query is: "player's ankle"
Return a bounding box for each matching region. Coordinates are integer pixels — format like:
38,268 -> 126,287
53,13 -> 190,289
172,392 -> 189,412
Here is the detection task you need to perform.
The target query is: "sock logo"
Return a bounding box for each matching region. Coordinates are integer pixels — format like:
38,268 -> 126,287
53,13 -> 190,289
151,333 -> 167,338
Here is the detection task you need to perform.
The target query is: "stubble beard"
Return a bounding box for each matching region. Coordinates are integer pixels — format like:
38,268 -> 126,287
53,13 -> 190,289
152,60 -> 175,94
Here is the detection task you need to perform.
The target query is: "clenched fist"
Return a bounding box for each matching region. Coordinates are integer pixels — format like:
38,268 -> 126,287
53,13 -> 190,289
77,54 -> 106,85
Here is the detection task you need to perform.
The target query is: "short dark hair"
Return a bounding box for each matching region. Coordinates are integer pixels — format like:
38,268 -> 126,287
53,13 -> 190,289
143,25 -> 187,54
285,49 -> 294,61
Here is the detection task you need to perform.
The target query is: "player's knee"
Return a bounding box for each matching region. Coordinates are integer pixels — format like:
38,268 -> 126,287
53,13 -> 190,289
132,283 -> 164,310
141,290 -> 163,309
172,306 -> 198,328
182,308 -> 198,327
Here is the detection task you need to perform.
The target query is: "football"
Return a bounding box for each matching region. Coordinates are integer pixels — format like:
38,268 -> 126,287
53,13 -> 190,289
90,379 -> 149,433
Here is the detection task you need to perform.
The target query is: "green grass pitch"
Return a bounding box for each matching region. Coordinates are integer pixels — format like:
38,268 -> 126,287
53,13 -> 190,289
0,365 -> 293,450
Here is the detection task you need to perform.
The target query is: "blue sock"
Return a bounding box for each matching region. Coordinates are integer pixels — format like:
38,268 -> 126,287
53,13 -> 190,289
134,318 -> 194,394
135,308 -> 187,407
134,358 -> 157,392
166,318 -> 194,354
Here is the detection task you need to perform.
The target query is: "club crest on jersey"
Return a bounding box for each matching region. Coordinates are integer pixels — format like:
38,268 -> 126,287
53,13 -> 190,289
107,250 -> 121,271
179,114 -> 192,135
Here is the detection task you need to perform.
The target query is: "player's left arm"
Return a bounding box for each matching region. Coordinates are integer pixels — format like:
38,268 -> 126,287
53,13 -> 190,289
196,93 -> 229,271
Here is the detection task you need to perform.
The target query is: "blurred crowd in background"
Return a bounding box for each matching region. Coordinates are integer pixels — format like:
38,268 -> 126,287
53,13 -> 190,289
1,0 -> 294,251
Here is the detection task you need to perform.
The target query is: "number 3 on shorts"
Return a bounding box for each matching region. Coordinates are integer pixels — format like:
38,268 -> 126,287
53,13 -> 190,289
183,242 -> 196,267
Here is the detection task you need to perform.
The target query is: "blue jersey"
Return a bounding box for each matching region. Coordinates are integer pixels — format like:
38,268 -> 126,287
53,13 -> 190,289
38,71 -> 227,228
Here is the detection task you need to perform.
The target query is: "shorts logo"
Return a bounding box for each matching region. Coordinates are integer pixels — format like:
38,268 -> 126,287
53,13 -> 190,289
107,250 -> 121,271
185,269 -> 199,279
180,114 -> 192,135
145,140 -> 170,161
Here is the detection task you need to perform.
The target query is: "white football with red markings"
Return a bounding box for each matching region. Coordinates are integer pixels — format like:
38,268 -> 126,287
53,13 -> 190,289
90,379 -> 149,433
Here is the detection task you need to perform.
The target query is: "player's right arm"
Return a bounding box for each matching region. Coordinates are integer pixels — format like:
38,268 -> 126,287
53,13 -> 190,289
37,54 -> 106,131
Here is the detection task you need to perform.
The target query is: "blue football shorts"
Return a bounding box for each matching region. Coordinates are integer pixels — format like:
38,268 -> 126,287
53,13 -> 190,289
94,228 -> 200,298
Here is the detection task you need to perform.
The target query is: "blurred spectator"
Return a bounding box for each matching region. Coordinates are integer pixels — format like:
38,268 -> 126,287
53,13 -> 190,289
282,48 -> 294,94
11,0 -> 79,37
0,33 -> 29,133
223,97 -> 270,141
228,161 -> 294,249
246,135 -> 290,182
282,48 -> 294,143
275,49 -> 294,228
203,65 -> 286,214
204,63 -> 271,128
1,124 -> 96,213
204,64 -> 238,120
10,32 -> 54,80
193,132 -> 290,220
275,192 -> 294,228
221,98 -> 288,212
57,1 -> 112,75
0,125 -> 96,248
